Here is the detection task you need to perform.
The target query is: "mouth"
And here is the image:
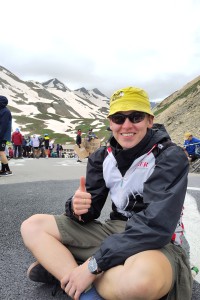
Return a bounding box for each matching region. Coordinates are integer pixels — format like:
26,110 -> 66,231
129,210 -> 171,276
121,133 -> 135,137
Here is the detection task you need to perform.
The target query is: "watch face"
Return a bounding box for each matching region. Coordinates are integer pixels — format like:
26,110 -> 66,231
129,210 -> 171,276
88,257 -> 98,274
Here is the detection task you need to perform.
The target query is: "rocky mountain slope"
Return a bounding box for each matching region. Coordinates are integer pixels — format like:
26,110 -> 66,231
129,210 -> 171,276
153,75 -> 200,146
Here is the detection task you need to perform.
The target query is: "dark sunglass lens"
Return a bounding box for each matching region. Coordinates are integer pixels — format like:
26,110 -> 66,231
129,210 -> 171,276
110,112 -> 146,124
129,112 -> 145,123
111,114 -> 126,124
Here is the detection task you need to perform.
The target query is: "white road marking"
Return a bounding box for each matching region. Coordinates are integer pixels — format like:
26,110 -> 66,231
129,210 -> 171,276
187,187 -> 200,191
9,158 -> 85,167
183,193 -> 200,282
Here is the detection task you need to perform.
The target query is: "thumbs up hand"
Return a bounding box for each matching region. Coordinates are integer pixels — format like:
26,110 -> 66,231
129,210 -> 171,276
79,176 -> 86,192
72,176 -> 92,218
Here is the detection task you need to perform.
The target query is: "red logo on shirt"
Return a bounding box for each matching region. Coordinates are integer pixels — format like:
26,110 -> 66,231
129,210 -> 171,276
137,161 -> 148,167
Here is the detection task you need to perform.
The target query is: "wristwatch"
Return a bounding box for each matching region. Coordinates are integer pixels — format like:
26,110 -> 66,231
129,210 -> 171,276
88,256 -> 102,274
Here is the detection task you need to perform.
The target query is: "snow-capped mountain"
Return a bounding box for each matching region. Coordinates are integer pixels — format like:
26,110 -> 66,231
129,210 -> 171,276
0,66 -> 110,142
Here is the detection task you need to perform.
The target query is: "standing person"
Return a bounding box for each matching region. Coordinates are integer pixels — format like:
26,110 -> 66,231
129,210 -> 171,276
183,132 -> 200,162
21,87 -> 192,300
49,140 -> 54,157
25,136 -> 31,158
76,129 -> 82,162
31,135 -> 40,158
0,95 -> 12,176
12,128 -> 23,158
39,136 -> 45,157
56,144 -> 60,158
44,134 -> 50,158
22,135 -> 27,157
59,144 -> 64,158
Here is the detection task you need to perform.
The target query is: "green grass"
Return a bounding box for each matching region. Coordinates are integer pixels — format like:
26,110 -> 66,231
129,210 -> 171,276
173,80 -> 200,101
12,114 -> 111,144
8,105 -> 22,113
36,113 -> 65,122
154,103 -> 171,116
69,118 -> 110,141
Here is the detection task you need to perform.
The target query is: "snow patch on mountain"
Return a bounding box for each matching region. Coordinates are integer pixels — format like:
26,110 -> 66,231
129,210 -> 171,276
0,66 -> 110,139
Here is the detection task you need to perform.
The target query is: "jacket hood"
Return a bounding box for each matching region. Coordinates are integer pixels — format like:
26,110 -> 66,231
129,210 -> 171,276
0,96 -> 8,108
151,123 -> 171,144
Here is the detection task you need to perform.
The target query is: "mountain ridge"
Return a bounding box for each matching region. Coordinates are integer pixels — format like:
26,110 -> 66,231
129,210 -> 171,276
1,65 -> 199,146
0,66 -> 110,143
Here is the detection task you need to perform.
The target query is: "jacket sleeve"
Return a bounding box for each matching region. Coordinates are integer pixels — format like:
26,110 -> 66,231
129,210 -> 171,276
193,138 -> 200,145
94,145 -> 189,271
0,110 -> 9,140
65,147 -> 109,222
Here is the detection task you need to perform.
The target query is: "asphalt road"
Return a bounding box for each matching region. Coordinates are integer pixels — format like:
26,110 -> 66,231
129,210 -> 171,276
1,157 -> 200,300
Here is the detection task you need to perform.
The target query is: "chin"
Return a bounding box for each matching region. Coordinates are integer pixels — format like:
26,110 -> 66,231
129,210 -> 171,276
120,141 -> 135,149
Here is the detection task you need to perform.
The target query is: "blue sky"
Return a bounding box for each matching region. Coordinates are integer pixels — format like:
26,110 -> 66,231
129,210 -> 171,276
1,0 -> 200,101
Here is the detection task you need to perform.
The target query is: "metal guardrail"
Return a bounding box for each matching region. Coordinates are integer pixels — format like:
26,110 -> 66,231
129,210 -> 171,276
181,143 -> 200,173
190,159 -> 200,173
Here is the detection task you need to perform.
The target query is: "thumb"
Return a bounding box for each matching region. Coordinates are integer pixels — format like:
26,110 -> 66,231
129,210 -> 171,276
79,176 -> 86,192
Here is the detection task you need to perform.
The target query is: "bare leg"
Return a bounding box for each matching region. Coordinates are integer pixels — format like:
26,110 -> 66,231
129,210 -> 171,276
0,151 -> 9,164
37,149 -> 41,157
0,151 -> 11,172
95,250 -> 173,300
21,214 -> 77,281
45,149 -> 48,157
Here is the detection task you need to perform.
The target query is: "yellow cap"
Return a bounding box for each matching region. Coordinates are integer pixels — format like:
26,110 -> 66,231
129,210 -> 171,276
184,132 -> 192,139
108,87 -> 154,117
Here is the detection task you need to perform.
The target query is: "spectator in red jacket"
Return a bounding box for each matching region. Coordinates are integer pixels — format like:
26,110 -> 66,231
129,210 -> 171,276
12,128 -> 23,158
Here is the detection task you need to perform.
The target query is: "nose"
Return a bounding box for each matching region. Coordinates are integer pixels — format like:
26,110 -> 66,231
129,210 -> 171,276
121,117 -> 133,128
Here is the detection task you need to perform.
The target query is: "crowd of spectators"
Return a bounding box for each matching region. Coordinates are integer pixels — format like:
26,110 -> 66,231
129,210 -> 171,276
6,131 -> 65,159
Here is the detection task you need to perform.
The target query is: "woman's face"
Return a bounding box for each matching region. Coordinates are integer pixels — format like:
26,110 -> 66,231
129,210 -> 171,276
109,111 -> 154,149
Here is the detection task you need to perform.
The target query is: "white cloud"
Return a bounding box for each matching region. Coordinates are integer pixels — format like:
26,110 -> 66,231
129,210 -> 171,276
1,0 -> 200,101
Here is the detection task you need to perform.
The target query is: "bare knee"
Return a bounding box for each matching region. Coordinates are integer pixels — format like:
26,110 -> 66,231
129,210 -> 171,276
98,251 -> 172,300
97,267 -> 156,300
21,214 -> 44,243
115,251 -> 172,300
21,214 -> 59,247
116,273 -> 157,300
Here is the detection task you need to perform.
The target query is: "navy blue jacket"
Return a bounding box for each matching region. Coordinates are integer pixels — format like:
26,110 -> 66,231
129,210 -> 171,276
0,96 -> 12,142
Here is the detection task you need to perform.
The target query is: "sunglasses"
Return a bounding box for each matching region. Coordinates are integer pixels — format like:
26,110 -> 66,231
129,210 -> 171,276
109,112 -> 146,125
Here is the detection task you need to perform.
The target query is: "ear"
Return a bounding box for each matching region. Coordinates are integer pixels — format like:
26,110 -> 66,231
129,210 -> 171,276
147,115 -> 154,128
109,119 -> 113,131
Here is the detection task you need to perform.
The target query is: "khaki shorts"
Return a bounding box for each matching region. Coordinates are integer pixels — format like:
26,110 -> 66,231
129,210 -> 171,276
54,215 -> 193,300
159,244 -> 193,300
0,140 -> 6,151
